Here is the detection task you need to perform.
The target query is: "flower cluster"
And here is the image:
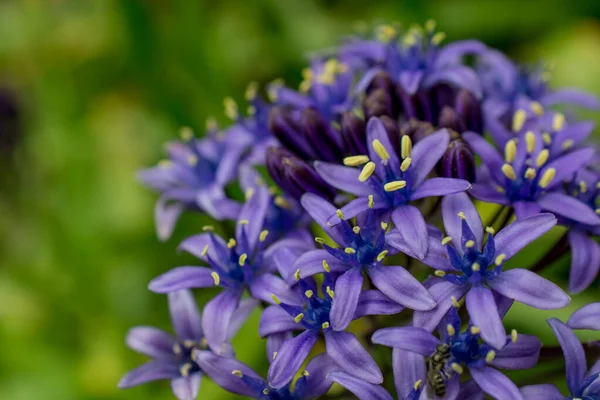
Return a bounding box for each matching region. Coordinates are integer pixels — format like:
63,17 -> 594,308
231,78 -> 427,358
124,21 -> 600,400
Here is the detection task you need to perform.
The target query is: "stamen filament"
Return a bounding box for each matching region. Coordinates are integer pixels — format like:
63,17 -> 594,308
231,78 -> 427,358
211,272 -> 220,286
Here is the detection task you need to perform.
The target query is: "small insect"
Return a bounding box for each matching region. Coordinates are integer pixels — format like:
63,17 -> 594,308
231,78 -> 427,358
426,343 -> 452,398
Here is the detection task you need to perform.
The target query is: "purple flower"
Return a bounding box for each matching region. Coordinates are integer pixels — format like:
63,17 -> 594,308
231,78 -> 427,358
293,193 -> 435,314
261,273 -> 397,388
119,290 -> 250,400
194,351 -> 337,399
388,193 -> 569,349
464,130 -> 600,223
521,318 -> 600,399
342,23 -> 486,98
316,117 -> 470,258
148,186 -> 313,353
327,372 -> 394,400
373,306 -> 541,400
138,126 -> 246,240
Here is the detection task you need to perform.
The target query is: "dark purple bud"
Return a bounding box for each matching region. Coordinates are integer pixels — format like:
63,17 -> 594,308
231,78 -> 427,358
398,119 -> 435,144
455,89 -> 483,134
396,88 -> 419,120
438,106 -> 464,132
378,115 -> 400,152
266,147 -> 335,200
366,71 -> 395,95
364,88 -> 393,119
341,112 -> 367,155
301,107 -> 344,162
439,134 -> 476,182
268,107 -> 313,160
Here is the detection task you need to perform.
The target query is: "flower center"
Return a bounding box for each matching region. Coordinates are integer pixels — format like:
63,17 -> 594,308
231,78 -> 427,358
173,339 -> 207,377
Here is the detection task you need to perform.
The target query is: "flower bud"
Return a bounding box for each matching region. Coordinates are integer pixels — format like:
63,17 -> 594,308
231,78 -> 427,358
438,106 -> 463,132
268,107 -> 313,160
366,71 -> 395,95
455,89 -> 483,134
378,115 -> 401,152
439,133 -> 476,182
301,107 -> 344,162
341,112 -> 367,155
364,88 -> 393,119
399,119 -> 435,144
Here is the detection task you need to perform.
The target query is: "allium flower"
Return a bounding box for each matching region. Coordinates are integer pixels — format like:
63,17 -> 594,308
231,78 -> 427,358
388,193 -> 569,349
327,372 -> 394,400
119,290 -> 250,400
138,126 -> 246,240
521,318 -> 600,399
465,130 -> 600,221
194,351 -> 337,400
373,306 -> 541,400
148,186 -> 313,353
316,117 -> 470,258
293,193 -> 435,313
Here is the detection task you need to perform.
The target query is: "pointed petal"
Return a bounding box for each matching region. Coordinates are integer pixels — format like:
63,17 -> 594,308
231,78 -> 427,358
194,350 -> 262,397
543,147 -> 595,189
493,213 -> 557,260
463,132 -> 505,184
168,290 -> 202,341
551,121 -> 595,154
366,117 -> 400,173
259,306 -> 299,336
491,334 -> 541,370
372,327 -> 439,355
227,298 -> 259,340
325,331 -> 383,384
125,327 -> 175,359
457,380 -> 485,400
442,193 -> 483,251
149,267 -> 216,293
537,193 -> 600,225
201,290 -> 242,354
488,269 -> 570,309
413,281 -> 469,332
300,193 -> 348,243
155,195 -> 185,241
520,384 -> 564,400
236,185 -> 270,251
568,302 -> 600,330
391,205 -> 429,260
392,348 -> 426,399
337,196 -> 384,223
436,40 -> 487,67
330,267 -> 364,330
118,360 -> 179,388
386,226 -> 453,271
411,178 -> 471,201
197,185 -> 242,220
328,371 -> 393,400
268,330 -> 318,388
368,265 -> 436,310
470,366 -> 524,400
399,70 -> 425,95
249,274 -> 303,306
291,250 -> 349,284
302,354 -> 338,400
424,66 -> 482,98
548,318 -> 586,394
410,129 -> 450,187
541,88 -> 600,109
513,201 -> 542,219
568,230 -> 600,294
469,183 -> 509,205
353,290 -> 405,319
314,161 -> 372,196
267,332 -> 293,361
178,233 -> 227,260
171,374 -> 201,400
466,285 -> 506,350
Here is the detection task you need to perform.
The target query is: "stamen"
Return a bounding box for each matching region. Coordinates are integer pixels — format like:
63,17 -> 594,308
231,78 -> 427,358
384,180 -> 407,191
232,370 -> 243,378
457,211 -> 466,220
511,329 -> 518,343
336,209 -> 345,220
200,244 -> 209,257
244,188 -> 254,200
271,294 -> 281,305
451,363 -> 464,374
434,270 -> 446,277
245,81 -> 258,101
302,370 -> 310,377
202,225 -> 214,232
227,238 -> 237,248
381,222 -> 389,230
259,230 -> 269,242
377,250 -> 388,262
322,321 -> 330,329
344,155 -> 370,166
372,139 -> 390,161
495,253 -> 507,266
471,262 -> 480,271
211,272 -> 220,286
400,157 -> 412,172
525,131 -> 536,153
158,160 -> 173,168
501,164 -> 516,180
561,139 -> 574,150
358,162 -> 376,182
247,105 -> 256,116
512,109 -> 526,132
263,388 -> 270,395
536,149 -> 549,167
596,209 -> 600,215
305,290 -> 313,298
504,139 -> 517,162
465,240 -> 475,248
414,379 -> 423,390
205,117 -> 217,131
425,19 -> 436,32
552,113 -> 565,131
294,313 -> 304,323
315,237 -> 326,244
441,236 -> 452,245
525,168 -> 537,180
223,97 -> 238,120
353,226 -> 361,234
470,326 -> 481,334
496,185 -> 505,193
485,350 -> 496,363
447,324 -> 455,336
326,286 -> 335,299
368,195 -> 375,208
485,226 -> 495,234
238,254 -> 248,266
187,155 -> 198,166
180,127 -> 193,141
344,247 -> 356,254
580,181 -> 588,193
530,101 -> 544,116
322,260 -> 331,272
274,196 -> 291,209
401,135 -> 413,158
294,269 -> 301,281
239,219 -> 249,225
451,296 -> 460,308
173,343 -> 182,354
539,168 -> 556,188
431,32 -> 446,45
542,132 -> 552,145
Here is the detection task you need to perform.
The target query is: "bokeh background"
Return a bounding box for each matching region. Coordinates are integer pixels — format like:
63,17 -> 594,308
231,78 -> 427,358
2,1 -> 600,399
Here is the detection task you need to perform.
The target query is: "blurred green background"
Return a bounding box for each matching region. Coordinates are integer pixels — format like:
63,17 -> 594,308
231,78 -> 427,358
2,1 -> 600,399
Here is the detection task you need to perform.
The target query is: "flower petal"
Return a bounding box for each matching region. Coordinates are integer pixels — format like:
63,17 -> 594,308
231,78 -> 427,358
547,317 -> 586,394
491,334 -> 541,370
268,330 -> 319,388
424,65 -> 482,99
520,384 -> 564,400
201,289 -> 242,354
463,132 -> 505,184
194,350 -> 262,397
366,117 -> 400,174
537,193 -> 600,225
330,267 -> 364,331
488,269 -> 570,309
249,274 -> 303,306
178,233 -> 227,260
368,265 -> 436,311
325,330 -> 383,384
457,380 -> 485,400
155,195 -> 185,241
372,327 -> 438,355
391,205 -> 429,260
436,40 -> 487,67
353,290 -> 405,319
314,161 -> 372,197
411,178 -> 471,201
168,290 -> 202,341
543,147 -> 595,189
386,226 -> 453,271
291,249 -> 349,283
470,366 -> 524,400
442,193 -> 483,251
493,213 -> 557,260
118,360 -> 179,388
227,298 -> 259,340
513,201 -> 542,219
541,88 -> 600,110
301,354 -> 338,400
469,183 -> 509,205
399,70 -> 425,95
466,285 -> 506,350
267,331 -> 293,361
392,348 -> 426,399
170,374 -> 201,400
236,185 -> 270,251
568,302 -> 600,330
149,266 -> 217,293
327,371 -> 393,400
410,129 -> 450,187
300,193 -> 348,243
413,280 -> 469,332
568,230 -> 600,294
126,327 -> 175,359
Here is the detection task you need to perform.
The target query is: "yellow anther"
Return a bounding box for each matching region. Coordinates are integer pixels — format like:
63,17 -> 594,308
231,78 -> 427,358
322,260 -> 331,273
353,226 -> 361,234
239,219 -> 249,225
504,139 -> 517,163
434,270 -> 446,277
211,272 -> 220,286
180,362 -> 192,377
205,117 -> 217,131
377,250 -> 388,262
414,379 -> 423,390
173,343 -> 182,354
223,97 -> 238,120
322,321 -> 330,330
301,67 -> 313,81
465,240 -> 475,248
451,296 -> 460,308
305,290 -> 313,299
315,237 -> 326,244
539,168 -> 556,188
263,388 -> 270,395
536,149 -> 549,167
400,157 -> 412,172
530,101 -> 544,116
271,294 -> 281,305
471,263 -> 481,272
501,164 -> 517,180
259,230 -> 269,242
431,32 -> 446,45
202,225 -> 214,232
294,269 -> 301,281
200,244 -> 209,257
247,105 -> 256,116
457,211 -> 466,220
496,185 -> 506,193
485,350 -> 496,363
442,236 -> 453,245
267,79 -> 283,102
553,113 -> 565,131
511,329 -> 518,343
336,209 -> 345,220
302,370 -> 310,377
344,247 -> 356,254
401,135 -> 413,159
596,208 -> 600,215
326,286 -> 335,299
495,253 -> 507,266
403,32 -> 417,46
180,127 -> 193,141
580,181 -> 588,193
359,162 -> 376,182
525,131 -> 536,153
158,160 -> 173,168
425,19 -> 436,32
344,155 -> 370,166
239,254 -> 248,266
381,222 -> 389,230
187,154 -> 198,166
245,81 -> 258,101
372,139 -> 390,161
368,195 -> 375,209
542,132 -> 552,145
299,79 -> 311,93
232,370 -> 243,378
561,139 -> 574,150
485,226 -> 495,234
274,196 -> 291,209
512,109 -> 526,132
244,188 -> 254,200
447,324 -> 456,336
384,180 -> 407,191
451,363 -> 464,374
294,313 -> 304,323
470,326 -> 481,334
376,25 -> 397,42
525,168 -> 537,180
